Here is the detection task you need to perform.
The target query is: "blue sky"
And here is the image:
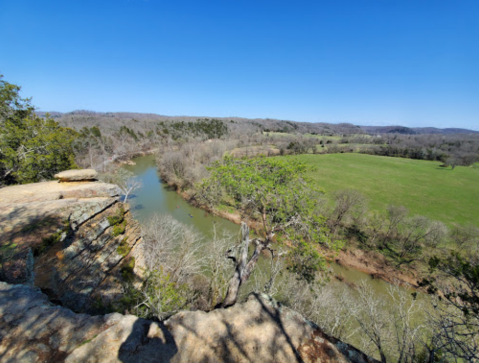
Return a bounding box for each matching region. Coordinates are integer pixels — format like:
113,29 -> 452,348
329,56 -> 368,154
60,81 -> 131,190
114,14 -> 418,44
1,0 -> 478,129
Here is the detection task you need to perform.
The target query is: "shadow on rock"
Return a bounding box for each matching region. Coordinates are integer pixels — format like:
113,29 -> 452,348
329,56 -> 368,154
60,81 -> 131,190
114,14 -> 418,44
118,318 -> 178,363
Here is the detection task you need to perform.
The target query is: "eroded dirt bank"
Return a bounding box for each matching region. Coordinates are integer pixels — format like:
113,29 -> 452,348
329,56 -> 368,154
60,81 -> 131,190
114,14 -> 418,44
177,189 -> 421,288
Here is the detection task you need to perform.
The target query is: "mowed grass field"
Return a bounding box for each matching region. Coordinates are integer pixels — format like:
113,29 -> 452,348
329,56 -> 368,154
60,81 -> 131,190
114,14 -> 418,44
286,153 -> 479,227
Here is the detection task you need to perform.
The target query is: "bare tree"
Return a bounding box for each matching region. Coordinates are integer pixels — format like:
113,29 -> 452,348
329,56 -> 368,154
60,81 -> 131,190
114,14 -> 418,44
382,205 -> 409,248
386,283 -> 424,363
309,282 -> 359,342
123,214 -> 206,319
427,253 -> 479,361
450,224 -> 479,252
203,224 -> 235,308
141,214 -> 203,283
423,221 -> 448,250
113,169 -> 143,203
395,216 -> 431,260
330,189 -> 366,233
353,280 -> 392,363
364,212 -> 386,248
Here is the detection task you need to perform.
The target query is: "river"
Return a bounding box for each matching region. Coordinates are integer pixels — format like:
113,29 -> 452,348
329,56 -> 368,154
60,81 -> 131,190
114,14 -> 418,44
124,154 -> 402,296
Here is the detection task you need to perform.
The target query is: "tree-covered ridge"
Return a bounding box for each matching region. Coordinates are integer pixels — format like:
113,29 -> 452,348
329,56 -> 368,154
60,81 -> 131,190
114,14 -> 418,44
157,118 -> 229,140
0,76 -> 77,185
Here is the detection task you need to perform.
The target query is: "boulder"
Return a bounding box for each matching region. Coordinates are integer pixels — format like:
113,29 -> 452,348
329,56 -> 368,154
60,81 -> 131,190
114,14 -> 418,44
54,169 -> 98,182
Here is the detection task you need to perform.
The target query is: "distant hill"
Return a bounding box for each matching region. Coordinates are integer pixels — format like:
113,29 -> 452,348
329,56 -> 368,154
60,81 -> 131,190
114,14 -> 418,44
360,125 -> 479,135
37,111 -> 478,136
411,127 -> 479,135
36,110 -> 364,136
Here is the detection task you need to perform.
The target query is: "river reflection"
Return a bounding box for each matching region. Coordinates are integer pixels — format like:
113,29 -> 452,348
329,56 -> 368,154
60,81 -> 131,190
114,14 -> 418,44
123,154 -> 239,240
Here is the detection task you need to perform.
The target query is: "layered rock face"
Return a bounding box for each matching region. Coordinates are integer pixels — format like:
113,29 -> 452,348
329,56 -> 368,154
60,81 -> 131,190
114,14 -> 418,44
0,176 -> 142,312
0,282 -> 377,363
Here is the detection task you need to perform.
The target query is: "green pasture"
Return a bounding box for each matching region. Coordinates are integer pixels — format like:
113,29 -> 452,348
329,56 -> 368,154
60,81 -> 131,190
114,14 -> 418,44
286,153 -> 479,227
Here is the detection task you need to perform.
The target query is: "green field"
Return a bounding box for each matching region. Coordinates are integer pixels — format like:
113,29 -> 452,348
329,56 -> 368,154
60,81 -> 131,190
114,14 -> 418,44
286,153 -> 479,227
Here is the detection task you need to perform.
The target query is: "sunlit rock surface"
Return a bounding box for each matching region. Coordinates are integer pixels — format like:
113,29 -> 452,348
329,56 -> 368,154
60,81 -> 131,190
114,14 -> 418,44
0,282 -> 377,363
54,169 -> 98,182
0,177 -> 142,313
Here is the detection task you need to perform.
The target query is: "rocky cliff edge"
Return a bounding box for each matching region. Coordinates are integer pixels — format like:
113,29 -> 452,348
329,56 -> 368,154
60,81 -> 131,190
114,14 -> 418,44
0,281 -> 377,363
0,176 -> 142,313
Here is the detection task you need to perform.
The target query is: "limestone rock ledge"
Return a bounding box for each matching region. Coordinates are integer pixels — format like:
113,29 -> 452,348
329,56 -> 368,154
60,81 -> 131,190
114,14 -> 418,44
0,282 -> 377,363
0,179 -> 143,313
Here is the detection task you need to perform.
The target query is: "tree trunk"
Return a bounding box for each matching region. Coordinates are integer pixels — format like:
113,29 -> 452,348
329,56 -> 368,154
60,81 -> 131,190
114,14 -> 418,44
123,190 -> 130,203
221,268 -> 242,308
220,223 -> 269,308
379,351 -> 387,363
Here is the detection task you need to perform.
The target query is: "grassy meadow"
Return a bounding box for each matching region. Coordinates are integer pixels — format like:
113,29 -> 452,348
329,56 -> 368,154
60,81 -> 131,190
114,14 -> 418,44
286,153 -> 479,227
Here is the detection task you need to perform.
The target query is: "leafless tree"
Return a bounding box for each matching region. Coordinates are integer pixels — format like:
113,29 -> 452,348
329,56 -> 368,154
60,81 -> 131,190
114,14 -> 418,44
394,216 -> 447,261
450,224 -> 479,252
382,205 -> 409,248
353,280 -> 392,363
426,254 -> 479,361
114,169 -> 143,203
203,224 -> 235,308
141,214 -> 203,283
309,282 -> 359,342
363,212 -> 386,248
423,221 -> 448,250
330,189 -> 366,233
396,216 -> 431,259
386,283 -> 424,363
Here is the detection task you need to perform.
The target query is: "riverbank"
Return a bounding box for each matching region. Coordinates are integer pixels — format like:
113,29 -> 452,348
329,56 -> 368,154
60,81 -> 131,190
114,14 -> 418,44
330,248 -> 419,287
114,148 -> 158,165
177,188 -> 421,289
95,148 -> 159,171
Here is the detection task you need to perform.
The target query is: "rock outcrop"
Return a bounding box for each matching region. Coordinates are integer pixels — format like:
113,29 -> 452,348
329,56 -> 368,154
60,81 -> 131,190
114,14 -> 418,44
54,169 -> 99,182
0,281 -> 377,363
0,177 -> 142,313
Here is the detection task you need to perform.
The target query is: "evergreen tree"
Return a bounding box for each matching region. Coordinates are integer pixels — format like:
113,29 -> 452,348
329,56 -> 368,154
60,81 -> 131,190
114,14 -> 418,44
0,75 -> 78,185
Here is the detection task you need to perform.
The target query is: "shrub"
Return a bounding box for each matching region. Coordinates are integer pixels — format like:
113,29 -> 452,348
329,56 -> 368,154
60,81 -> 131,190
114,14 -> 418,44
116,237 -> 131,257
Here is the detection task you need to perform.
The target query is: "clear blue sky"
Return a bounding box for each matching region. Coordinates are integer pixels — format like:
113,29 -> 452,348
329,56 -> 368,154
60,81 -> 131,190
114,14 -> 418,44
1,0 -> 478,129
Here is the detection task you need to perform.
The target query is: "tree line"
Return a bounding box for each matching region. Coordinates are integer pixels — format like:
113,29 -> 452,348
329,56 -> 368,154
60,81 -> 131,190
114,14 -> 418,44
350,133 -> 479,168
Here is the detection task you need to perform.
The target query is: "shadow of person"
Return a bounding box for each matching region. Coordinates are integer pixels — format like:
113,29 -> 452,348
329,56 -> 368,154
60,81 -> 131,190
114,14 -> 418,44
118,318 -> 178,363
